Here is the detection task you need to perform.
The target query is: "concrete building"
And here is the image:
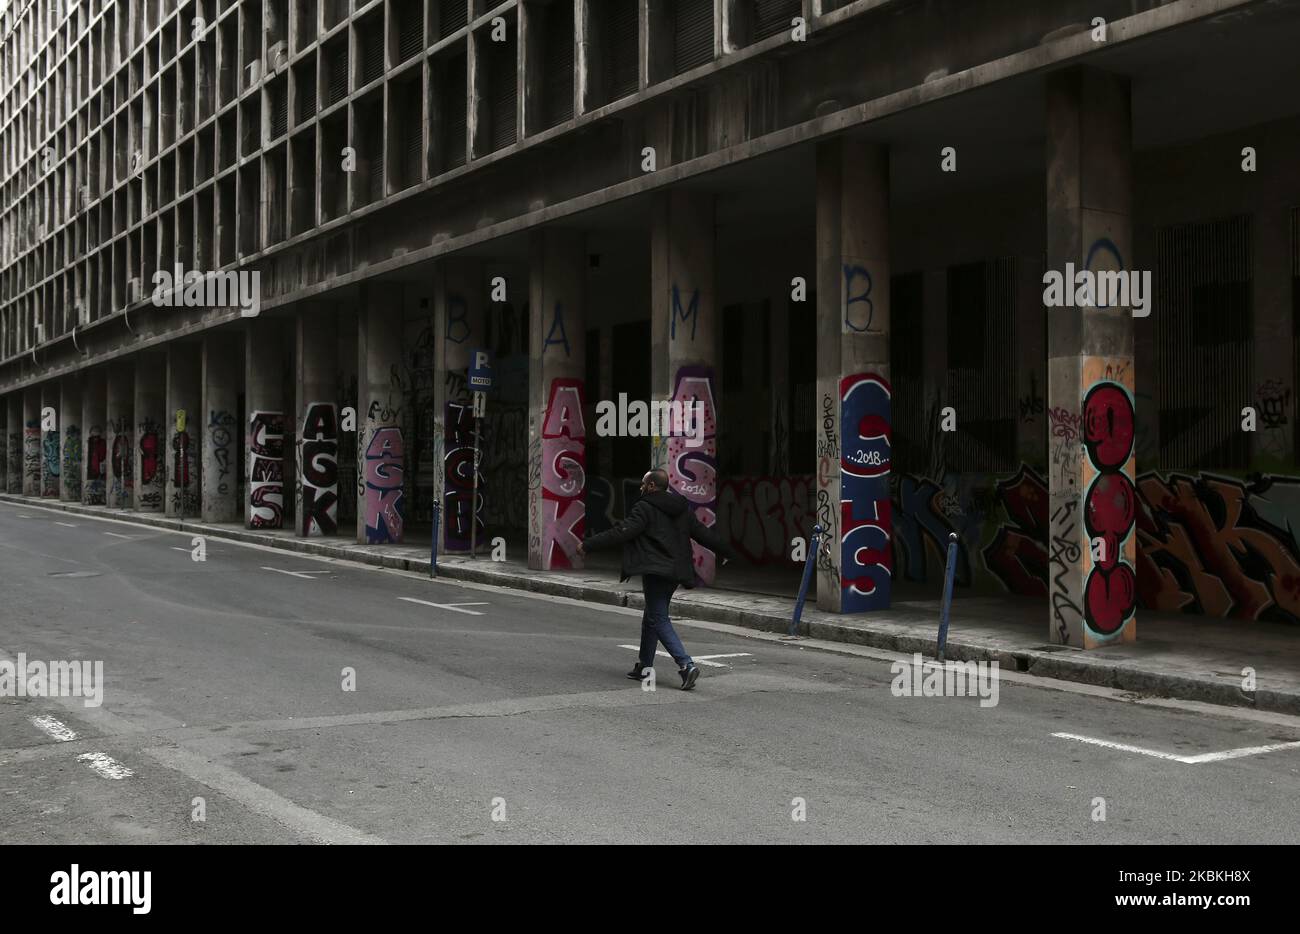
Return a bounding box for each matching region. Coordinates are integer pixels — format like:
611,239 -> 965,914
2,0 -> 1300,649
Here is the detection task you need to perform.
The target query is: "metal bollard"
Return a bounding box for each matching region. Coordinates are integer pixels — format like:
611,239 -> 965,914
430,502 -> 441,579
789,524 -> 822,638
936,532 -> 959,662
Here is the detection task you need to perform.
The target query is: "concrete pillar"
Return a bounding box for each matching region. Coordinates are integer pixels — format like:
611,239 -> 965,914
1045,67 -> 1136,648
165,344 -> 202,517
246,319 -> 286,528
358,285 -> 406,543
814,139 -> 893,613
59,379 -> 82,502
1252,204 -> 1294,469
440,260 -> 487,553
336,308 -> 359,528
769,301 -> 790,476
41,385 -> 60,497
134,352 -> 167,511
201,333 -> 241,522
22,389 -> 39,496
296,309 -> 339,536
5,394 -> 20,493
528,230 -> 587,570
0,397 -> 7,493
650,190 -> 720,584
106,363 -> 134,509
80,373 -> 107,505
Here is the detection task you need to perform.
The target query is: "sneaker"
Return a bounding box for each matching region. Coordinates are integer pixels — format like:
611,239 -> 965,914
679,664 -> 700,691
627,664 -> 649,680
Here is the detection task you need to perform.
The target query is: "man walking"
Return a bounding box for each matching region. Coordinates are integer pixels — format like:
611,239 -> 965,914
577,468 -> 737,690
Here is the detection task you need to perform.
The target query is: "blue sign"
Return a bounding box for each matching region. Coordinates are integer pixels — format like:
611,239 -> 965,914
468,348 -> 494,389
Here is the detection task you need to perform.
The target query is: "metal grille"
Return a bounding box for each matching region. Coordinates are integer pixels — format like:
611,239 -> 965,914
752,0 -> 801,42
326,41 -> 348,107
401,83 -> 422,188
542,2 -> 573,129
442,53 -> 467,168
673,0 -> 713,75
888,272 -> 928,475
397,0 -> 423,63
603,0 -> 638,103
268,80 -> 287,139
360,20 -> 385,87
439,0 -> 469,39
1156,215 -> 1252,470
945,258 -> 1017,472
487,25 -> 517,152
296,67 -> 317,122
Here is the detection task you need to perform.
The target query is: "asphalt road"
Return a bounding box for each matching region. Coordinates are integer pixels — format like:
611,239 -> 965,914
2,500 -> 1298,844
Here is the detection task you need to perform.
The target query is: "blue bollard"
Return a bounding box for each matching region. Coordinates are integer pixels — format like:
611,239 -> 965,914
936,532 -> 959,662
430,502 -> 441,578
789,525 -> 822,637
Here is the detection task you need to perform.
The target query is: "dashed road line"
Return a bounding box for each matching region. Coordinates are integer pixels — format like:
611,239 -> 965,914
103,531 -> 134,540
76,752 -> 135,780
30,715 -> 78,742
54,521 -> 78,528
618,645 -> 749,668
399,597 -> 489,616
1052,732 -> 1300,764
261,566 -> 331,579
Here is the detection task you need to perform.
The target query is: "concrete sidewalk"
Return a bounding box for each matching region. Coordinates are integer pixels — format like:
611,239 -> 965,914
6,491 -> 1300,716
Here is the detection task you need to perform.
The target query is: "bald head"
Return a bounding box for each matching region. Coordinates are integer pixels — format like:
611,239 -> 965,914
642,469 -> 670,492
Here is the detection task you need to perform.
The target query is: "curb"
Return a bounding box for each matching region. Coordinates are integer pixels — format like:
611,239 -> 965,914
4,492 -> 1297,716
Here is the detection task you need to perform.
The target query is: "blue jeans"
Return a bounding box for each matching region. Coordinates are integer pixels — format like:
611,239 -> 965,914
640,574 -> 693,670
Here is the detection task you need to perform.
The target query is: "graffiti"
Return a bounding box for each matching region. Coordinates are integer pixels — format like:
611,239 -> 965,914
670,285 -> 700,341
537,379 -> 585,569
982,466 -> 1049,596
109,418 -> 133,507
1255,379 -> 1290,461
842,264 -> 876,333
480,405 -> 527,531
7,431 -> 19,492
444,400 -> 484,551
41,429 -> 59,495
446,294 -> 469,343
169,429 -> 196,513
815,488 -> 838,585
542,302 -> 571,356
839,373 -> 892,611
1082,381 -> 1137,638
892,473 -> 981,587
208,409 -> 236,496
364,427 -> 404,543
669,366 -> 718,583
248,411 -> 285,529
1048,407 -> 1081,441
1049,499 -> 1083,644
61,425 -> 81,501
299,402 -> 338,536
717,476 -> 813,564
137,418 -> 163,508
1019,373 -> 1044,422
817,394 -> 838,459
85,425 -> 106,504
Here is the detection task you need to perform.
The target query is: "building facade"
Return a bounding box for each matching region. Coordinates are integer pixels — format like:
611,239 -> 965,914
3,0 -> 1300,648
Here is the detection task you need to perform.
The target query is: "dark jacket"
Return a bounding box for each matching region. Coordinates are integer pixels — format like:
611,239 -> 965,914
584,489 -> 737,587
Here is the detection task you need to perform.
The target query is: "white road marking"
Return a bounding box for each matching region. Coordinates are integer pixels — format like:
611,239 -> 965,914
696,653 -> 754,661
30,715 -> 77,742
618,645 -> 732,668
18,514 -> 35,518
399,597 -> 488,616
261,566 -> 331,579
76,752 -> 135,780
1052,732 -> 1300,764
54,521 -> 77,528
103,531 -> 134,540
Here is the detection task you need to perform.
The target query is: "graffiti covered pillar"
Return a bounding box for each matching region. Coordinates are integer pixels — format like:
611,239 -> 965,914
0,397 -> 7,493
814,139 -> 892,613
246,319 -> 286,529
22,389 -> 39,496
201,333 -> 241,522
5,394 -> 19,493
528,229 -> 587,570
650,190 -> 719,584
80,372 -> 107,505
165,343 -> 201,517
134,352 -> 167,512
41,384 -> 60,497
106,363 -> 134,509
296,308 -> 339,536
439,260 -> 486,553
1045,66 -> 1136,647
59,378 -> 82,502
358,285 -> 406,544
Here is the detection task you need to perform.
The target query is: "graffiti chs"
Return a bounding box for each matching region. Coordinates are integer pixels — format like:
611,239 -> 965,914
364,427 -> 404,544
1082,381 -> 1137,639
62,425 -> 82,501
539,378 -> 585,569
669,367 -> 718,583
41,427 -> 59,496
85,425 -> 107,505
248,411 -> 285,529
840,373 -> 892,611
209,410 -> 236,496
137,418 -> 163,508
300,402 -> 339,536
109,418 -> 133,507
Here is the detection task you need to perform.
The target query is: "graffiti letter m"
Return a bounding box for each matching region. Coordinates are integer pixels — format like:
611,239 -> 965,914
670,285 -> 699,341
